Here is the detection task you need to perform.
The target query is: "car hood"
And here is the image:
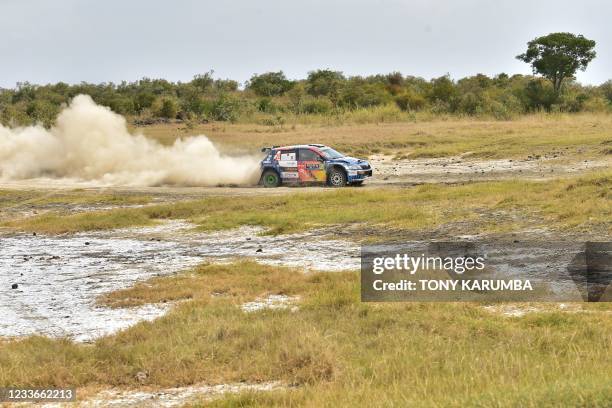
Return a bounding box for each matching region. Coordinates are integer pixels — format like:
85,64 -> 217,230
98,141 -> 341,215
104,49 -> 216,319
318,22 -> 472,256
328,156 -> 369,165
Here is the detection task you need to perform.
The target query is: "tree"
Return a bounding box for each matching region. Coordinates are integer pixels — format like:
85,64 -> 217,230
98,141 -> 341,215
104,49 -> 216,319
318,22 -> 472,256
429,75 -> 456,103
516,33 -> 596,94
246,71 -> 293,97
305,70 -> 345,100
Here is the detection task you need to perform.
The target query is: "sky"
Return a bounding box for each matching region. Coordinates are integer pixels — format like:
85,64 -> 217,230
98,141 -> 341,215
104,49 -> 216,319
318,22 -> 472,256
0,0 -> 609,88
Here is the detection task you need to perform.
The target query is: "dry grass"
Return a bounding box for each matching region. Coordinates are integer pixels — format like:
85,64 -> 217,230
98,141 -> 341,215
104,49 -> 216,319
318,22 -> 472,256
137,113 -> 612,160
1,261 -> 611,407
0,189 -> 150,210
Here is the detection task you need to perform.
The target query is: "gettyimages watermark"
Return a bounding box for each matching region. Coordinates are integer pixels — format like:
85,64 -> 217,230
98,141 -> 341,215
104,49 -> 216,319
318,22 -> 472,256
361,241 -> 612,302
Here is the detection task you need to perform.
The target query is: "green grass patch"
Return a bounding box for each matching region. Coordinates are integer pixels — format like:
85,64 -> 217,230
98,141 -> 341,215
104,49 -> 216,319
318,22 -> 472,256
3,172 -> 610,236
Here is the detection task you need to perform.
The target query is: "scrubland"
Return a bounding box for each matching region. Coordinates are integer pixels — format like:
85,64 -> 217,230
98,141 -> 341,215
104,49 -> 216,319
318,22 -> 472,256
0,115 -> 610,407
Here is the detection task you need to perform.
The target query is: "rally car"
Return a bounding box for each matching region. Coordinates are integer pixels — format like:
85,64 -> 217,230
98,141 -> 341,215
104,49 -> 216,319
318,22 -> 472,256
259,144 -> 373,187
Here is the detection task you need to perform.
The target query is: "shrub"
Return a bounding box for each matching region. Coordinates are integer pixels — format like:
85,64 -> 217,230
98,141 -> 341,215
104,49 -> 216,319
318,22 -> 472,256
340,80 -> 390,108
134,92 -> 156,113
522,79 -> 557,111
247,71 -> 294,97
260,115 -> 286,126
429,75 -> 457,104
394,90 -> 426,111
211,95 -> 244,122
191,72 -> 214,91
256,97 -> 283,113
25,100 -> 60,126
108,97 -> 135,115
582,96 -> 610,112
154,98 -> 179,119
457,92 -> 483,115
301,97 -> 333,114
306,70 -> 345,98
599,81 -> 612,104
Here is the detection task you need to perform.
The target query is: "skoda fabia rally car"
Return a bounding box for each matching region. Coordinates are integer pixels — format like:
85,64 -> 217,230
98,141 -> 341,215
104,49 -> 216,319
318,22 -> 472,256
259,144 -> 372,187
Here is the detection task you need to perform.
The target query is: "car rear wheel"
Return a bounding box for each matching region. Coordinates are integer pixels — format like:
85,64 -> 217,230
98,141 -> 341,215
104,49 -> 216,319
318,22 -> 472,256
261,170 -> 280,187
328,168 -> 347,187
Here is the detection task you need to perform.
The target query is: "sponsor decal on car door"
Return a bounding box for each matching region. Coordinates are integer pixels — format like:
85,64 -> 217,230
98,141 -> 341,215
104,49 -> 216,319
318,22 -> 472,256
298,149 -> 326,182
276,150 -> 299,181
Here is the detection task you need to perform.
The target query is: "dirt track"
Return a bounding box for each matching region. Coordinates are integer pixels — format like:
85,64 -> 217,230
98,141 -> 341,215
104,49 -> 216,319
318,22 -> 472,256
0,156 -> 608,199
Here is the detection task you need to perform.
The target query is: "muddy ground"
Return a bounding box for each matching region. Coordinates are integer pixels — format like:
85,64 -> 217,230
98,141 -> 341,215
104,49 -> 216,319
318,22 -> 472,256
369,154 -> 610,183
1,221 -> 357,341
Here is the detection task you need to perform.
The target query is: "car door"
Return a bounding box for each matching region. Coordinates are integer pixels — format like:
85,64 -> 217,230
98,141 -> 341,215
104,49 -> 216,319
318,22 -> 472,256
274,149 -> 299,183
297,148 -> 326,183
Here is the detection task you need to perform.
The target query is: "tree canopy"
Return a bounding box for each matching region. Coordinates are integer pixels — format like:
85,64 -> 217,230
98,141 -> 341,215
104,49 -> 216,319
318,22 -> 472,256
517,32 -> 596,94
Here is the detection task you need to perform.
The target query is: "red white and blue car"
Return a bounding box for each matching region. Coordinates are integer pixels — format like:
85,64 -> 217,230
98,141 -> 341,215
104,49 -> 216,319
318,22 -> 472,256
259,144 -> 373,187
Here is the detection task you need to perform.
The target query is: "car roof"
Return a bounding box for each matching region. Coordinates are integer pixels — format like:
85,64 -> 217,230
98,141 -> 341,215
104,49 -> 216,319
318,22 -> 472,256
274,144 -> 328,150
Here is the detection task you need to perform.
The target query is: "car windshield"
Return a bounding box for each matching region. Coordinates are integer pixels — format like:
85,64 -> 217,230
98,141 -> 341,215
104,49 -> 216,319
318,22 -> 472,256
320,147 -> 344,159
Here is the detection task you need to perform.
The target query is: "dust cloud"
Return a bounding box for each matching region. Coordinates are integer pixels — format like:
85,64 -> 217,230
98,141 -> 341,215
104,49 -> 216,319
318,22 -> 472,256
0,95 -> 260,186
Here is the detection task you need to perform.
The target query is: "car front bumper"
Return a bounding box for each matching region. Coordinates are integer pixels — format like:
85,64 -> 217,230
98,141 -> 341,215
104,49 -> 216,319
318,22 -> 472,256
347,169 -> 373,182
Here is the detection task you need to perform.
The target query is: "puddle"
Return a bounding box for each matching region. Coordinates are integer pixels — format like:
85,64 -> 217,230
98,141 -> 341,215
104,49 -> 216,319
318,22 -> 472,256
241,295 -> 299,313
0,221 -> 358,340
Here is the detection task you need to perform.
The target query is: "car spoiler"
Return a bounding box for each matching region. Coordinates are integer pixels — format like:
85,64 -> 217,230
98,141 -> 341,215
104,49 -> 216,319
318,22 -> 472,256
261,146 -> 279,152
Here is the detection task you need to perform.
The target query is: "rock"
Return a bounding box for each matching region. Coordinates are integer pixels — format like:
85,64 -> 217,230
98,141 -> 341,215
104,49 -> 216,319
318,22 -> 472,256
256,248 -> 263,253
246,237 -> 252,241
11,283 -> 19,289
135,371 -> 148,384
32,232 -> 37,236
84,242 -> 90,245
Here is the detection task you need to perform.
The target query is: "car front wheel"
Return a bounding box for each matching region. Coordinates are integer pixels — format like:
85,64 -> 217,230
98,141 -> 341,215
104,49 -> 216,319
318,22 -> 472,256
328,168 -> 347,187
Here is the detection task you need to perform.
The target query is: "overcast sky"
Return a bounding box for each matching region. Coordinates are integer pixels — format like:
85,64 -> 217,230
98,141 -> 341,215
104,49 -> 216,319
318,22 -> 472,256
0,0 -> 609,88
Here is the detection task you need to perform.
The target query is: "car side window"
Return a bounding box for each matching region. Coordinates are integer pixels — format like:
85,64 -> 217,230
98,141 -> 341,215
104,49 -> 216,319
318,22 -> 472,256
299,148 -> 322,162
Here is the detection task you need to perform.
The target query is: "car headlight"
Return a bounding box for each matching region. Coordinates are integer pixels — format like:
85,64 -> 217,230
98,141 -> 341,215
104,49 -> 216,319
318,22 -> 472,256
347,164 -> 362,170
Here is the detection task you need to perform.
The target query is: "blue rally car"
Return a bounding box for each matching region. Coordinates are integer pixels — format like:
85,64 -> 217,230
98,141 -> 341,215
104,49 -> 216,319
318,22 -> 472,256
259,144 -> 372,187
